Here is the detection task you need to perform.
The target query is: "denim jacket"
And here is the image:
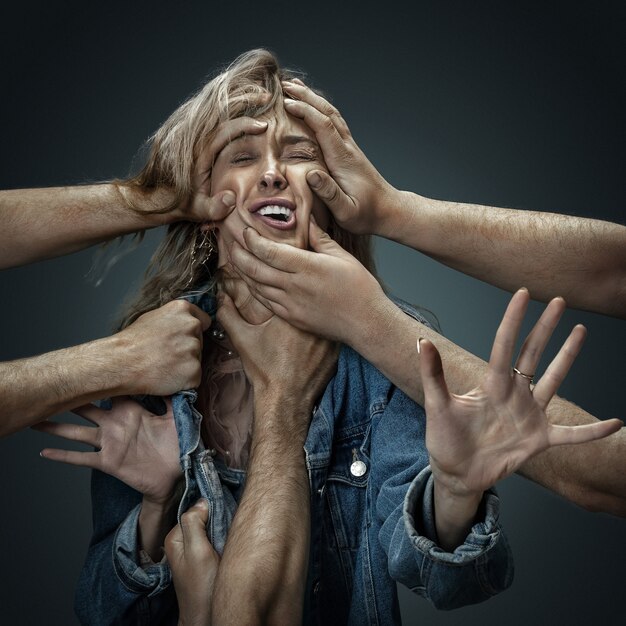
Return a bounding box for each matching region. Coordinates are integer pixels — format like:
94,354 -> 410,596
74,296 -> 513,626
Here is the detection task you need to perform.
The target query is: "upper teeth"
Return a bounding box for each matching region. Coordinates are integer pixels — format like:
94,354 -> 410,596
258,205 -> 293,218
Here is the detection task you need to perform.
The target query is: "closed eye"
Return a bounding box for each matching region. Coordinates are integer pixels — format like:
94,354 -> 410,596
231,153 -> 257,164
284,150 -> 317,161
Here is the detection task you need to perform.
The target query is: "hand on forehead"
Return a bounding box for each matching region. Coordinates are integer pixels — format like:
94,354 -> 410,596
193,116 -> 268,190
215,108 -> 320,159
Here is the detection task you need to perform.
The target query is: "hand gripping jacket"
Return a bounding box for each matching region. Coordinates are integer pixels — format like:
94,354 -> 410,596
74,292 -> 514,626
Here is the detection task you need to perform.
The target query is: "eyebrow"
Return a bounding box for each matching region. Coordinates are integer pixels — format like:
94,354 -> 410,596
215,132 -> 320,163
212,133 -> 252,164
225,133 -> 318,148
281,134 -> 319,148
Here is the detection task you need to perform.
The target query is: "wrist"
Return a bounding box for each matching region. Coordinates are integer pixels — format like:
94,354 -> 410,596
104,327 -> 169,397
252,396 -> 311,445
346,287 -> 397,354
143,474 -> 184,509
433,477 -> 483,508
254,387 -> 316,418
139,493 -> 180,562
94,332 -> 142,397
376,189 -> 427,245
432,477 -> 483,551
67,335 -> 132,399
115,183 -> 180,227
141,493 -> 179,513
374,186 -> 409,238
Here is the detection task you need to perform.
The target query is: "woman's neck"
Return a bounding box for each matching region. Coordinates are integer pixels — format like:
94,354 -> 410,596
198,340 -> 254,470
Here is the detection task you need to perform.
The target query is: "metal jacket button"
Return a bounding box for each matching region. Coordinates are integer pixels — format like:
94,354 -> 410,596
350,448 -> 367,477
350,460 -> 367,477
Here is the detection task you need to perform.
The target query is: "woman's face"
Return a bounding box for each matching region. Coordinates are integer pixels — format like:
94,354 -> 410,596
203,107 -> 330,264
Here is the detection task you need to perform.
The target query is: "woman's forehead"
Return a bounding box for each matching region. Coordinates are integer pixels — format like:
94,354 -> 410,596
254,110 -> 316,144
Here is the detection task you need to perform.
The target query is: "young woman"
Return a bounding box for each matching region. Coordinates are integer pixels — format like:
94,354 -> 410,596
38,49 -> 619,626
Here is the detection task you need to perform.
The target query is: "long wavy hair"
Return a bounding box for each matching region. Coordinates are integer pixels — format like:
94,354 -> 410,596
118,49 -> 375,329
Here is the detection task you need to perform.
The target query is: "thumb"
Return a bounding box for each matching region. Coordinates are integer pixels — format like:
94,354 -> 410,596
177,499 -> 210,551
182,498 -> 209,533
306,170 -> 352,217
418,338 -> 450,410
216,291 -> 250,341
181,499 -> 219,559
188,303 -> 212,332
204,190 -> 236,221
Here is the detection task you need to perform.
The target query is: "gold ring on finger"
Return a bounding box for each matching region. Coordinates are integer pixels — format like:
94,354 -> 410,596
512,367 -> 535,384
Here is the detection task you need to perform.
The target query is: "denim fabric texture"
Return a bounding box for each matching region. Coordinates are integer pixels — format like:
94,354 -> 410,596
74,293 -> 514,625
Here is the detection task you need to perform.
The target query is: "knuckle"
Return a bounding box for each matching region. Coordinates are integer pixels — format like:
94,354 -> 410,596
244,258 -> 259,279
189,317 -> 203,335
170,299 -> 190,314
322,116 -> 336,134
263,245 -> 278,265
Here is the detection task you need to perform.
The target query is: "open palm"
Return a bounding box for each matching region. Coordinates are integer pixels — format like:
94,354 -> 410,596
35,396 -> 181,503
421,289 -> 622,498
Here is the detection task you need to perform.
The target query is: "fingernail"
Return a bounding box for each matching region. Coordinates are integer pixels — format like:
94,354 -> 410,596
254,120 -> 268,127
308,172 -> 322,188
222,191 -> 236,207
284,97 -> 297,106
416,337 -> 423,354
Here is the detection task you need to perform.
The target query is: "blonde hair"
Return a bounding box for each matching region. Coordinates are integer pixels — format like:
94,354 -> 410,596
119,49 -> 375,328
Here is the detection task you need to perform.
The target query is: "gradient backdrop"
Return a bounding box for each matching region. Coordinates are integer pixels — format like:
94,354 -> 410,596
1,1 -> 624,624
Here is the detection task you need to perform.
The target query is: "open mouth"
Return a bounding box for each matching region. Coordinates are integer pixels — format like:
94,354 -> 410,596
257,205 -> 293,222
250,200 -> 297,230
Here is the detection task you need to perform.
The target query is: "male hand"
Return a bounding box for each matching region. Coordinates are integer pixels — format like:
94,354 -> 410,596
34,396 -> 182,504
282,80 -> 397,235
227,220 -> 385,344
120,117 -> 268,223
217,290 -> 338,429
420,289 -> 623,498
116,299 -> 211,396
165,499 -> 219,626
189,116 -> 268,222
219,271 -> 274,326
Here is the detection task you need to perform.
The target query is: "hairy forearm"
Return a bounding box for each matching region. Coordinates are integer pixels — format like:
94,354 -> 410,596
211,396 -> 311,626
349,294 -> 626,516
518,396 -> 626,515
0,184 -> 179,269
0,334 -> 141,437
378,190 -> 626,318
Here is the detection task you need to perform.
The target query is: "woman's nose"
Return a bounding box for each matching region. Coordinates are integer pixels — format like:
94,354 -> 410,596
258,161 -> 287,191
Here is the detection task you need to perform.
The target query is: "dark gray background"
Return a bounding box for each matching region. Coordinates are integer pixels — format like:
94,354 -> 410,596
0,1 -> 624,624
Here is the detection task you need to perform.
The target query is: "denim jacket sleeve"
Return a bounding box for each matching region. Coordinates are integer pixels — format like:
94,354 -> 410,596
373,386 -> 514,610
74,469 -> 177,626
